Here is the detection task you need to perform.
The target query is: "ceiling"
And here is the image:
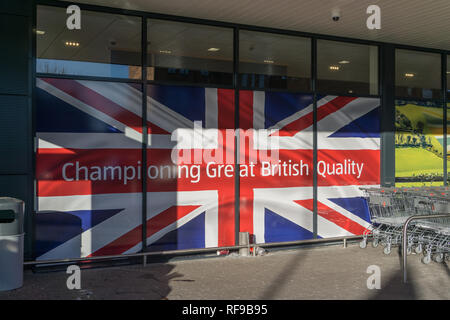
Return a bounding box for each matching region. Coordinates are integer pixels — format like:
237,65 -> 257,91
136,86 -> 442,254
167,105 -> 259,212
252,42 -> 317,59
36,1 -> 449,89
69,0 -> 450,51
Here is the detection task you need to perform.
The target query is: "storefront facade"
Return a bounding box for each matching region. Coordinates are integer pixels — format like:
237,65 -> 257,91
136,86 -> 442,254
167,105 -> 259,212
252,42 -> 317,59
0,0 -> 448,262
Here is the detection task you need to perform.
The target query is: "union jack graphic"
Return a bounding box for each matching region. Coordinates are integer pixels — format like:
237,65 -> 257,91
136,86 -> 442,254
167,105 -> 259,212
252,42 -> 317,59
35,78 -> 380,260
239,91 -> 380,243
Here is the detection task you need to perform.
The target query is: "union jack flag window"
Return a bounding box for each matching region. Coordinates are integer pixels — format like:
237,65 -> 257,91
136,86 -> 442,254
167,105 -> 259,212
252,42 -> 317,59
35,77 -> 380,260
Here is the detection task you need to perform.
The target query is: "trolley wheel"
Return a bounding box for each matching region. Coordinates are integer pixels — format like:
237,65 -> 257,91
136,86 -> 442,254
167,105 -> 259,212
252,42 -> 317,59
359,240 -> 367,249
433,253 -> 444,263
422,255 -> 431,265
383,246 -> 391,255
415,245 -> 422,254
372,239 -> 379,248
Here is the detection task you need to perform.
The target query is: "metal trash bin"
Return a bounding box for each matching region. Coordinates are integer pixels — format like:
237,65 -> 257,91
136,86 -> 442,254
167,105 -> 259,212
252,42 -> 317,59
0,197 -> 24,291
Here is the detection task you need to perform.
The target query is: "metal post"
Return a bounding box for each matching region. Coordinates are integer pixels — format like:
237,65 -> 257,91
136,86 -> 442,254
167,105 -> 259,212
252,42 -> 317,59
239,232 -> 250,256
402,214 -> 450,283
141,17 -> 148,264
311,38 -> 318,239
233,27 -> 240,246
380,44 -> 396,188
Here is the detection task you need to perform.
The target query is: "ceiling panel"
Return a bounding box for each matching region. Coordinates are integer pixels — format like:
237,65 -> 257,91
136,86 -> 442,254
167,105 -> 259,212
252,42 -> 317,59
70,0 -> 450,51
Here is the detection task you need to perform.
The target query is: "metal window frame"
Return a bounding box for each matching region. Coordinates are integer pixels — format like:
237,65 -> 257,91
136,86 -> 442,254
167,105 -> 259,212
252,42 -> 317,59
443,54 -> 448,186
29,0 -> 450,263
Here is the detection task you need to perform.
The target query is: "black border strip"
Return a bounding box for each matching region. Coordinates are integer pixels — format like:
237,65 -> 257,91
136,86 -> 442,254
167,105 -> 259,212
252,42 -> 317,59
30,0 -> 38,261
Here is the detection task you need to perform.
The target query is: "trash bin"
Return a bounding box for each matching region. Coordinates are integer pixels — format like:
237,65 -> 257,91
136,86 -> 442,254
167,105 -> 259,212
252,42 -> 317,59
0,197 -> 24,291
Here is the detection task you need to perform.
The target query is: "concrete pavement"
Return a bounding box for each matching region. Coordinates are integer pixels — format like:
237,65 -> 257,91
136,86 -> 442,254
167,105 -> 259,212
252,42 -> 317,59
0,243 -> 448,300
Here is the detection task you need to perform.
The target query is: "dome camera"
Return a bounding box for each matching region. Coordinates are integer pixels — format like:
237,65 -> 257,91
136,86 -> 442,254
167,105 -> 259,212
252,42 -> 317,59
331,8 -> 341,22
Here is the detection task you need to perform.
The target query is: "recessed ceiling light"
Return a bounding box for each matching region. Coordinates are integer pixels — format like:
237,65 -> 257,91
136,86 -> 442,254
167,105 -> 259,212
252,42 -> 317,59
36,30 -> 45,35
329,65 -> 340,71
264,59 -> 274,64
159,50 -> 172,54
404,73 -> 415,78
339,60 -> 350,64
207,47 -> 220,52
65,41 -> 79,47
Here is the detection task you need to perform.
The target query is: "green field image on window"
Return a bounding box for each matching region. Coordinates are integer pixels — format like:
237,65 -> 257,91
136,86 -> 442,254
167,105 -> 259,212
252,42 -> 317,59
395,100 -> 448,187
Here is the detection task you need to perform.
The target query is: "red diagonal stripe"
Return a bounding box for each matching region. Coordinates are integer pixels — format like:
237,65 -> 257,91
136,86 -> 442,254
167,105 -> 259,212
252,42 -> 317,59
271,96 -> 357,137
43,78 -> 169,135
89,205 -> 200,257
295,199 -> 368,235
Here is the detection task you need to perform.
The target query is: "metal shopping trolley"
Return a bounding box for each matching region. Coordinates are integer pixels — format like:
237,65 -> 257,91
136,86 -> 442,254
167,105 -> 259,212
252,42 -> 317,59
360,187 -> 415,253
360,187 -> 450,263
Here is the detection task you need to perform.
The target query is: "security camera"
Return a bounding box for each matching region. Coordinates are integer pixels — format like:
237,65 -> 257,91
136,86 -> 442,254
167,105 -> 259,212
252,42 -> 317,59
331,8 -> 341,22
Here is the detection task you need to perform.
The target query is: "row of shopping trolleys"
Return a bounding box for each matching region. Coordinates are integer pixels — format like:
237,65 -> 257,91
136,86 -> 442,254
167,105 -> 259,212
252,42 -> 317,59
359,186 -> 449,264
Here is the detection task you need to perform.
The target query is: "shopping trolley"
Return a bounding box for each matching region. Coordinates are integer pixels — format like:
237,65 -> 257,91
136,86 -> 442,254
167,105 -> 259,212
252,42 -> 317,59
360,187 -> 450,264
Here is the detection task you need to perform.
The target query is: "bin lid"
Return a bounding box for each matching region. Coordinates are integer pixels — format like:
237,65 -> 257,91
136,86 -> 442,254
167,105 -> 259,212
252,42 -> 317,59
0,198 -> 24,236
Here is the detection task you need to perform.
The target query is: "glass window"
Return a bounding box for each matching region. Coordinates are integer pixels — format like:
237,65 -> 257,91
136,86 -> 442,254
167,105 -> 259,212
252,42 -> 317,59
395,49 -> 441,99
239,31 -> 311,91
395,99 -> 444,186
147,20 -> 233,86
35,78 -> 143,258
36,6 -> 142,79
317,40 -> 378,96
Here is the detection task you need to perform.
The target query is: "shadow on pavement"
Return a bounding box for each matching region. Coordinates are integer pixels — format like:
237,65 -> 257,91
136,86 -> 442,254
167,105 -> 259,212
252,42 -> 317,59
368,248 -> 417,300
0,256 -> 181,300
258,249 -> 308,299
368,268 -> 418,300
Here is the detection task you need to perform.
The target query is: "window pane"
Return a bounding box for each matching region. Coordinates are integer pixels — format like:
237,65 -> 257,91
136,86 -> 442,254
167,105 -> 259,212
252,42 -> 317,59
317,40 -> 378,95
147,20 -> 233,86
395,99 -> 444,186
395,49 -> 441,99
35,78 -> 143,259
239,31 -> 311,91
37,6 -> 141,79
317,95 -> 380,237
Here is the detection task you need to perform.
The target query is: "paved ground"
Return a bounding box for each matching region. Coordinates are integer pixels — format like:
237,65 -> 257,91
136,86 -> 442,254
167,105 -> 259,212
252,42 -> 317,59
0,243 -> 449,300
